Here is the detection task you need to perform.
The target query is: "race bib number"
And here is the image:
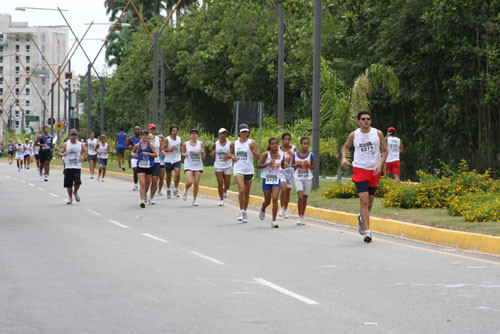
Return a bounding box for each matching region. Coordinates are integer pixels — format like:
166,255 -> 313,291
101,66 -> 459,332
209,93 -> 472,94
139,158 -> 150,168
359,142 -> 375,153
236,151 -> 248,162
297,168 -> 310,179
265,173 -> 279,185
190,152 -> 201,163
217,151 -> 228,163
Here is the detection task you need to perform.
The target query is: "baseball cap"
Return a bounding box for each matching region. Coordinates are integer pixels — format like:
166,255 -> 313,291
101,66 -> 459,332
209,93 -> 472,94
238,124 -> 250,132
189,129 -> 198,135
387,127 -> 396,133
218,128 -> 228,134
69,128 -> 78,134
148,123 -> 157,129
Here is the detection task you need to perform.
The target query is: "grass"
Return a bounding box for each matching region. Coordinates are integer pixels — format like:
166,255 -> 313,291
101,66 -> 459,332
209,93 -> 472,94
3,155 -> 499,236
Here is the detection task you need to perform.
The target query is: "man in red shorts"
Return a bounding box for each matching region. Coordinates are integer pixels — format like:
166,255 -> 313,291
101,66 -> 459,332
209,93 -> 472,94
385,127 -> 404,183
342,111 -> 388,243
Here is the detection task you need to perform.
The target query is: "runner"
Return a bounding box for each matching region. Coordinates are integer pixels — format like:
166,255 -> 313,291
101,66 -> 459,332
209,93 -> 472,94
210,128 -> 232,206
7,139 -> 14,165
292,136 -> 315,226
342,111 -> 388,243
0,140 -> 2,158
131,129 -> 157,208
33,138 -> 41,174
162,125 -> 182,198
385,127 -> 404,183
182,129 -> 205,206
278,133 -> 296,218
115,127 -> 127,171
86,132 -> 98,179
127,126 -> 141,191
15,140 -> 24,172
157,133 -> 166,196
258,137 -> 286,228
95,135 -> 110,182
23,139 -> 31,169
34,126 -> 54,181
231,124 -> 260,223
59,129 -> 86,204
147,124 -> 162,205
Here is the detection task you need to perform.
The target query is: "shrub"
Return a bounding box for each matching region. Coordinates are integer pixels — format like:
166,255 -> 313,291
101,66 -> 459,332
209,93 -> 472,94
448,192 -> 500,222
323,181 -> 357,199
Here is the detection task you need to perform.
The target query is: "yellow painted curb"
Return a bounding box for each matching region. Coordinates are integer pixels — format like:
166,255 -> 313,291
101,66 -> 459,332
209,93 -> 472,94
66,167 -> 500,257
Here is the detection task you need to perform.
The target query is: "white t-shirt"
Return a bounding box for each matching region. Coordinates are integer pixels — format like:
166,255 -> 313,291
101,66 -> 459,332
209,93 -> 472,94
352,127 -> 381,170
233,139 -> 254,175
153,136 -> 161,164
261,151 -> 283,184
294,151 -> 314,180
184,140 -> 203,171
386,136 -> 401,163
65,141 -> 83,169
165,135 -> 182,163
214,140 -> 232,169
97,142 -> 109,159
87,138 -> 98,155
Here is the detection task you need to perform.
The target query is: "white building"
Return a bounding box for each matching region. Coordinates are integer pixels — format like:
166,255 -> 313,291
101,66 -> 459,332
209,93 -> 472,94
0,13 -> 78,134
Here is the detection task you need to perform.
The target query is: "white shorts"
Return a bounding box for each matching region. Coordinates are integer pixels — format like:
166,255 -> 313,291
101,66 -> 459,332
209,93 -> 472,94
214,166 -> 232,175
280,168 -> 294,188
295,178 -> 312,195
131,158 -> 138,168
15,154 -> 24,160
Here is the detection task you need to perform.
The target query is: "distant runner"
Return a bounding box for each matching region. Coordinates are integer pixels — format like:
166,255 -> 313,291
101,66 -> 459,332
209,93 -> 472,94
127,126 -> 141,191
162,125 -> 182,198
59,129 -> 86,204
385,126 -> 404,183
15,140 -> 24,172
115,127 -> 127,171
211,128 -> 232,206
96,135 -> 110,182
86,132 -> 98,179
132,130 -> 157,208
292,136 -> 315,226
182,129 -> 205,206
34,126 -> 54,182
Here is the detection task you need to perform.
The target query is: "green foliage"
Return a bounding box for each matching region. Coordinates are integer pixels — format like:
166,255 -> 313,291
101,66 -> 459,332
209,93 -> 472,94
447,192 -> 500,222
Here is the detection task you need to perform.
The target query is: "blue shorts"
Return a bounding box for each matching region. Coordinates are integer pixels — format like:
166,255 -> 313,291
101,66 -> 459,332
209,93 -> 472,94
262,178 -> 281,191
165,161 -> 181,173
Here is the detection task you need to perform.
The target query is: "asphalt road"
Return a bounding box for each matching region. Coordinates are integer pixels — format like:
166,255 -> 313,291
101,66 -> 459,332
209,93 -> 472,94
1,162 -> 499,334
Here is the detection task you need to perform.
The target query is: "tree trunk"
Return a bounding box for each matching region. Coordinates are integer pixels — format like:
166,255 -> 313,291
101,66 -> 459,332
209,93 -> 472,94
337,145 -> 342,181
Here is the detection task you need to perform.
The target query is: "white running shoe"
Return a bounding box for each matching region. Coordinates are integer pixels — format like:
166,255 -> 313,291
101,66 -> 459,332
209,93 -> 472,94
158,190 -> 163,196
278,207 -> 284,217
44,175 -> 48,182
133,184 -> 138,191
74,192 -> 80,202
174,189 -> 180,197
259,209 -> 265,221
223,191 -> 228,199
283,209 -> 289,218
301,217 -> 306,225
297,216 -> 302,225
182,189 -> 188,201
218,200 -> 224,206
193,201 -> 199,207
238,211 -> 243,222
364,230 -> 373,243
150,199 -> 156,205
357,214 -> 364,235
66,198 -> 72,205
101,178 -> 105,182
271,221 -> 279,228
167,189 -> 171,198
242,211 -> 248,223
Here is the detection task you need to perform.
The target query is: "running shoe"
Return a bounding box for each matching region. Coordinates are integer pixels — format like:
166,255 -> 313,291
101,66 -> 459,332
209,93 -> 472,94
357,214 -> 364,235
271,221 -> 279,228
97,177 -> 100,182
101,178 -> 105,182
174,189 -> 180,197
44,175 -> 48,182
238,212 -> 243,222
90,176 -> 94,179
158,190 -> 163,196
278,207 -> 284,217
301,217 -> 306,226
218,200 -> 224,206
150,199 -> 156,205
140,202 -> 145,208
39,169 -> 42,176
297,216 -> 302,225
182,189 -> 188,201
74,192 -> 80,202
66,198 -> 72,205
133,184 -> 138,191
259,209 -> 265,221
27,166 -> 29,170
193,201 -> 199,207
223,191 -> 228,199
242,211 -> 248,223
167,189 -> 171,198
364,230 -> 373,243
283,209 -> 289,218
122,167 -> 125,171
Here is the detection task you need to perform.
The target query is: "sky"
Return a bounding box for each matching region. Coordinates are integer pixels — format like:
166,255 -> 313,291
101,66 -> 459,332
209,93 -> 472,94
1,0 -> 113,76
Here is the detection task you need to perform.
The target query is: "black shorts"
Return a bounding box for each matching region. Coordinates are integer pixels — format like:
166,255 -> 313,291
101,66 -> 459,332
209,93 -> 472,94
116,147 -> 126,155
98,158 -> 108,167
137,167 -> 153,175
354,181 -> 378,195
8,151 -> 14,155
184,169 -> 203,174
152,163 -> 161,177
165,161 -> 181,173
24,154 -> 30,159
236,174 -> 253,182
35,154 -> 39,160
87,154 -> 97,163
64,168 -> 82,188
39,150 -> 52,163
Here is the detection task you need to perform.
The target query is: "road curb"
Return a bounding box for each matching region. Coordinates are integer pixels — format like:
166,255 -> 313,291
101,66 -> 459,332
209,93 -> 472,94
72,167 -> 500,256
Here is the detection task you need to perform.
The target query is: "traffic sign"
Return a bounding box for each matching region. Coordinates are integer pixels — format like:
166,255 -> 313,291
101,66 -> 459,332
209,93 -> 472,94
55,122 -> 64,131
62,118 -> 68,126
47,117 -> 55,125
25,115 -> 40,123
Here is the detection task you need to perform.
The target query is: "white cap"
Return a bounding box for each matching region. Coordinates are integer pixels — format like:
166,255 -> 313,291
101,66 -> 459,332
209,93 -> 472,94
218,128 -> 228,134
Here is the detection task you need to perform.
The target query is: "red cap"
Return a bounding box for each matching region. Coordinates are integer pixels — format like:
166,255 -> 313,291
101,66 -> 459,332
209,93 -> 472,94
387,127 -> 396,132
148,123 -> 157,129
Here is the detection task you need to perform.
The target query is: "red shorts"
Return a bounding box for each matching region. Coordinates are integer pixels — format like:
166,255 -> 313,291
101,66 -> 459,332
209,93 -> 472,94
352,167 -> 382,188
386,161 -> 401,176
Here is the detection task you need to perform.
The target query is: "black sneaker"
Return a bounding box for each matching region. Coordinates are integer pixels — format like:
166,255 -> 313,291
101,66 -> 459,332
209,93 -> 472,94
140,202 -> 145,208
357,214 -> 364,235
122,167 -> 125,171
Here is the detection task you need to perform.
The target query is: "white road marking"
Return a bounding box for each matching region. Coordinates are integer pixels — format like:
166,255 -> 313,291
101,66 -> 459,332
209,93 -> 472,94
28,183 -> 35,186
49,193 -> 59,198
141,233 -> 168,243
321,265 -> 338,268
107,220 -> 129,229
20,180 -> 26,183
363,322 -> 379,326
85,208 -> 102,216
253,278 -> 319,305
37,187 -> 46,192
5,175 -> 11,178
188,251 -> 225,265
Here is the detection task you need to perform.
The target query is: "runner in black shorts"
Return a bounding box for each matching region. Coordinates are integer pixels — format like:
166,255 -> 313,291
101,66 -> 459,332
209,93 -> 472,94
34,126 -> 54,182
132,130 -> 158,208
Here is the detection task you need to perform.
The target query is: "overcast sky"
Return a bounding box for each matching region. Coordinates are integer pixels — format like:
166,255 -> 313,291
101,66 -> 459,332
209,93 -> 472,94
2,0 -> 113,76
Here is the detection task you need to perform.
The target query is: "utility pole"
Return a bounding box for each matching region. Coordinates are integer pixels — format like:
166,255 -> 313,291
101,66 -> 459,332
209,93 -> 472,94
50,82 -> 54,135
278,5 -> 284,127
100,78 -> 105,135
160,50 -> 166,135
312,0 -> 321,188
87,63 -> 92,137
152,31 -> 159,124
57,66 -> 61,146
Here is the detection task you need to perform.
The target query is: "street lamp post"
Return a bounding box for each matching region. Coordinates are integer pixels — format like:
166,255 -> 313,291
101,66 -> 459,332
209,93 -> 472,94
312,0 -> 321,188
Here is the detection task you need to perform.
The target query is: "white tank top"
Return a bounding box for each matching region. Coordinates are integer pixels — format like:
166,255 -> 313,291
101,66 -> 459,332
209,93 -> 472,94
261,151 -> 283,181
97,142 -> 109,159
87,138 -> 98,155
294,151 -> 313,180
386,136 -> 401,163
279,145 -> 295,160
233,139 -> 255,175
34,145 -> 40,155
153,136 -> 161,163
65,141 -> 83,169
214,140 -> 232,169
352,127 -> 381,170
184,140 -> 203,171
165,136 -> 182,163
16,144 -> 23,154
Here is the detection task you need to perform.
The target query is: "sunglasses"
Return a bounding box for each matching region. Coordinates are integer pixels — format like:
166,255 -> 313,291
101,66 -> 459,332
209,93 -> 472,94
360,118 -> 371,121
150,127 -> 156,130
70,133 -> 77,136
